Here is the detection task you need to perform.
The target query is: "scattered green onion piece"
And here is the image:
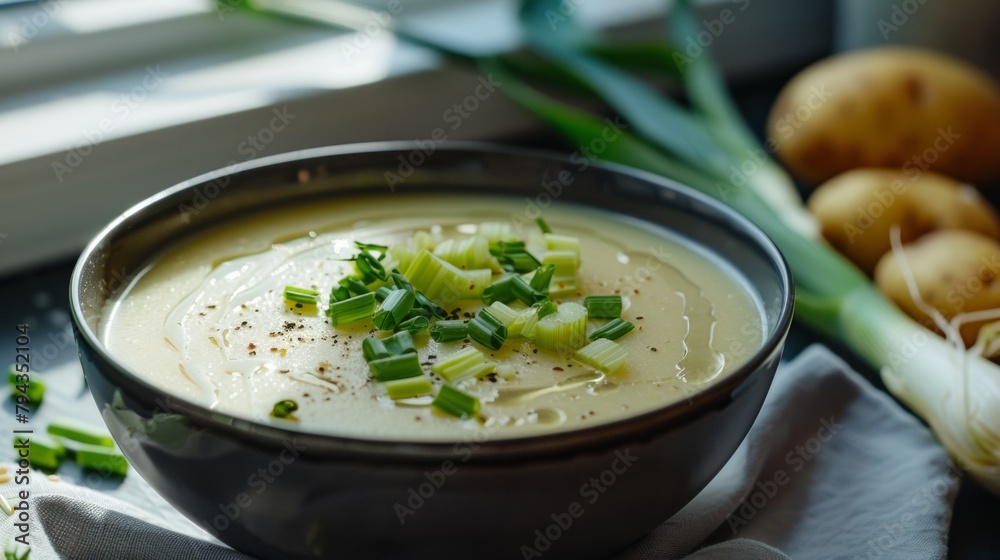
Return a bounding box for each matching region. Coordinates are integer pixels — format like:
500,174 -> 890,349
529,263 -> 557,293
482,275 -> 517,305
363,331 -> 417,362
47,420 -> 115,447
467,308 -> 508,350
433,235 -> 491,270
384,375 -> 434,399
478,222 -> 516,242
535,302 -> 589,352
368,353 -> 424,382
329,285 -> 351,303
414,291 -> 449,318
373,289 -> 416,331
431,347 -> 495,382
590,318 -> 635,341
535,300 -> 558,319
355,241 -> 388,253
511,275 -> 547,305
536,217 -> 553,234
271,399 -> 298,418
542,250 -> 579,277
14,434 -> 65,471
326,292 -> 377,325
584,295 -> 623,319
74,443 -> 129,477
339,277 -> 371,296
375,286 -> 395,302
491,241 -> 542,273
284,285 -> 319,305
432,385 -> 482,418
430,320 -> 469,343
390,270 -> 413,291
397,315 -> 431,335
7,369 -> 44,404
575,338 -> 628,374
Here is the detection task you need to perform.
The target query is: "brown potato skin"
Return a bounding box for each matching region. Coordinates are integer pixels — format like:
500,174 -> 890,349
809,169 -> 1000,274
768,47 -> 1000,186
874,230 -> 1000,346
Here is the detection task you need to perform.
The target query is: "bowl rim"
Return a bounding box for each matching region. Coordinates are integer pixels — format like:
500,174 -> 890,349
70,141 -> 794,463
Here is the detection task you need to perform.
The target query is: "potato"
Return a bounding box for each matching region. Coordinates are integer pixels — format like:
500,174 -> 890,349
874,230 -> 1000,346
808,168 -> 1000,273
768,47 -> 1000,186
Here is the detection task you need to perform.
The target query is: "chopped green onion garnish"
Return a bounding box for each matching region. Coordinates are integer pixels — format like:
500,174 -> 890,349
491,241 -> 542,273
467,308 -> 508,350
584,295 -> 623,318
363,331 -> 417,362
482,275 -> 517,305
47,420 -> 115,447
433,385 -> 482,418
326,292 -> 377,325
431,347 -> 495,382
74,443 -> 129,477
284,285 -> 319,305
390,270 -> 413,291
397,315 -> 431,335
575,338 -> 628,374
590,318 -> 635,341
339,277 -> 371,296
430,319 -> 469,343
535,300 -> 558,319
271,399 -> 299,418
433,235 -> 491,270
355,241 -> 389,253
511,275 -> 547,305
536,217 -> 553,234
535,302 -> 589,352
329,285 -> 351,303
542,250 -> 579,277
7,368 -> 44,404
14,434 -> 65,471
375,286 -> 395,302
373,289 -> 415,331
384,375 -> 434,399
368,353 -> 424,382
414,291 -> 449,318
529,264 -> 557,293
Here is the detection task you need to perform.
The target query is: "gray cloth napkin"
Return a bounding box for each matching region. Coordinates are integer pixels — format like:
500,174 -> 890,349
1,345 -> 958,559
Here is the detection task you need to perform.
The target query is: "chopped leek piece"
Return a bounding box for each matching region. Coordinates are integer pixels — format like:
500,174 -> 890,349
373,289 -> 416,331
511,275 -> 547,305
397,315 -> 430,335
271,399 -> 298,418
14,434 -> 65,471
327,292 -> 377,325
575,338 -> 627,374
511,307 -> 540,340
431,347 -> 495,382
482,275 -> 517,305
584,295 -> 623,318
74,443 -> 129,477
284,285 -> 319,305
363,331 -> 417,362
529,263 -> 557,293
548,276 -> 579,297
47,420 -> 115,447
384,375 -> 434,399
535,300 -> 558,319
536,217 -> 553,234
478,222 -> 516,242
414,230 -> 442,251
7,368 -> 44,404
430,319 -> 469,342
387,245 -> 416,274
405,250 -> 490,303
590,318 -> 635,341
542,250 -> 579,277
433,385 -> 482,418
487,301 -> 519,326
368,353 -> 424,381
433,235 -> 491,270
544,234 -> 580,258
534,302 -> 588,352
468,308 -> 508,350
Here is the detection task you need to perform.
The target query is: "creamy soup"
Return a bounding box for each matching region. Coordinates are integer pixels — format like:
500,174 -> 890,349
102,195 -> 763,440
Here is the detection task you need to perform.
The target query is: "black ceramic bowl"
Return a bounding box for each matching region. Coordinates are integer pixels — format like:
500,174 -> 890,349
70,142 -> 792,560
